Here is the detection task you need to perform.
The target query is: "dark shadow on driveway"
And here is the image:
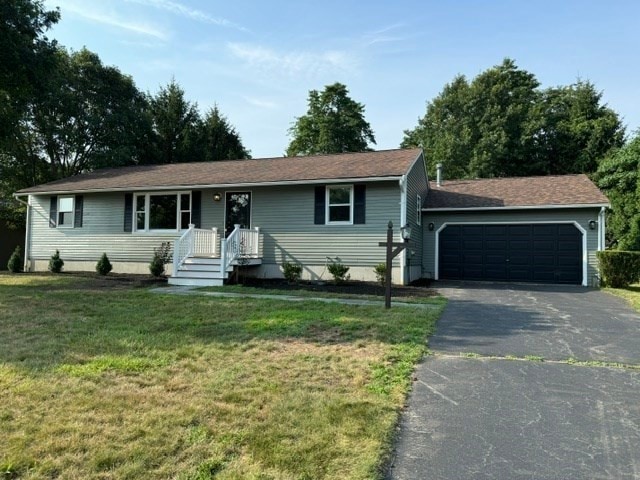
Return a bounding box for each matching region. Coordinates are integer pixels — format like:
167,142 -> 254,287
430,281 -> 640,363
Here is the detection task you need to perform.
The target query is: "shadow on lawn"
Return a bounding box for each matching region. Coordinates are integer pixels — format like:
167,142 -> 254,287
0,281 -> 441,370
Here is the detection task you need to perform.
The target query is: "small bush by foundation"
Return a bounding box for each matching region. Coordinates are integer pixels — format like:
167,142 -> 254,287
49,250 -> 64,273
96,253 -> 113,276
7,246 -> 23,273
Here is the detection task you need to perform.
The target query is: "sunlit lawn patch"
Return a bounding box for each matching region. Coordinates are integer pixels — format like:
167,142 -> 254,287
0,274 -> 443,479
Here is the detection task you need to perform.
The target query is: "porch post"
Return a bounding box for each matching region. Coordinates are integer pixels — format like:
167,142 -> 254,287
188,223 -> 195,256
212,227 -> 218,257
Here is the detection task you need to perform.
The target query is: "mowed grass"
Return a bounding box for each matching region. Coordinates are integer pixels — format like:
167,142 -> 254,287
0,274 -> 443,480
198,285 -> 446,305
605,283 -> 640,312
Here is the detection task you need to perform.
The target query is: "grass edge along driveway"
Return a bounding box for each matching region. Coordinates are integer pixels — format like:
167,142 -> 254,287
0,274 -> 443,480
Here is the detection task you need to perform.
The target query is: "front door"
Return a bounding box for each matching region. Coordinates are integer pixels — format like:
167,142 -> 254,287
225,192 -> 251,236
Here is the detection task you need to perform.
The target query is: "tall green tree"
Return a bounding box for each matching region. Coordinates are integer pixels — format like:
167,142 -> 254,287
534,81 -> 625,175
148,79 -> 200,164
200,106 -> 251,161
401,75 -> 473,179
403,59 -> 625,179
23,48 -> 151,178
286,82 -> 375,156
0,0 -> 59,143
596,134 -> 640,250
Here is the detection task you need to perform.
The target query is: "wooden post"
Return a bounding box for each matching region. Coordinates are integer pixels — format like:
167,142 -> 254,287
378,221 -> 410,309
385,221 -> 393,308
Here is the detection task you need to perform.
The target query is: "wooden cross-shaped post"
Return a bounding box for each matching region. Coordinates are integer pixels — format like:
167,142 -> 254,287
378,221 -> 409,308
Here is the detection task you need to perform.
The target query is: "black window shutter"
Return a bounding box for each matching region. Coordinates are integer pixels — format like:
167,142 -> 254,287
191,190 -> 202,228
314,186 -> 325,225
354,184 -> 366,224
124,193 -> 133,232
74,195 -> 83,228
49,196 -> 57,228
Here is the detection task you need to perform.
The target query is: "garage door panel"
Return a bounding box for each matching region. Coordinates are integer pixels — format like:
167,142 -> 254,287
533,225 -> 556,235
439,223 -> 582,284
509,254 -> 532,265
485,240 -> 508,250
533,240 -> 555,251
508,225 -> 532,236
510,268 -> 532,281
533,255 -> 555,266
463,239 -> 483,250
509,240 -> 532,250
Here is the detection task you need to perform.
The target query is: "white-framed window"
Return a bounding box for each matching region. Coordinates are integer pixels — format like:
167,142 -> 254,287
416,194 -> 422,226
326,185 -> 353,224
57,196 -> 74,228
134,191 -> 191,232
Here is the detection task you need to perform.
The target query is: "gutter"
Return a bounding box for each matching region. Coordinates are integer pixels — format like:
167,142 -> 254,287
12,194 -> 30,272
598,206 -> 606,251
15,175 -> 403,197
399,174 -> 408,285
423,203 -> 610,212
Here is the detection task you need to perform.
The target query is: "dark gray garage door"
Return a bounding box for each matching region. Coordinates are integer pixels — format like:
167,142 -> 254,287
439,224 -> 582,284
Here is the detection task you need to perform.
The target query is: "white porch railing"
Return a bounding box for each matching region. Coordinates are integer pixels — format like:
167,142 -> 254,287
173,224 -> 219,274
220,225 -> 261,275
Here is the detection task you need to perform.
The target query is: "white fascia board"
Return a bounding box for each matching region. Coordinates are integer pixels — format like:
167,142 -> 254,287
422,203 -> 610,212
15,176 -> 402,196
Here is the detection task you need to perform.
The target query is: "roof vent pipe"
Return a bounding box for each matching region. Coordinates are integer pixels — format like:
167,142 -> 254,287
436,163 -> 443,187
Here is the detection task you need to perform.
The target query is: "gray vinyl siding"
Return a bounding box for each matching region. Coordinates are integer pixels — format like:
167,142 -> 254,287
29,182 -> 404,269
421,208 -> 602,284
201,183 -> 402,267
29,193 -> 180,262
404,153 -> 429,275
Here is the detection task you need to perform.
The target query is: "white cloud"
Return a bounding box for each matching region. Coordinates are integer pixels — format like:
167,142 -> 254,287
362,23 -> 408,47
227,42 -> 357,77
124,0 -> 247,31
51,0 -> 168,39
242,96 -> 278,109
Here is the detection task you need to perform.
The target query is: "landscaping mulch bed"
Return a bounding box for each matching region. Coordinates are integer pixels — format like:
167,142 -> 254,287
231,277 -> 438,299
2,271 -> 438,298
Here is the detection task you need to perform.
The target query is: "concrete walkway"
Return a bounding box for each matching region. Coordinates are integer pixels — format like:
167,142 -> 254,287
150,285 -> 439,309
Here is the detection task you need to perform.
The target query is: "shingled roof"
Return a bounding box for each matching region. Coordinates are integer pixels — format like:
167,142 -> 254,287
424,174 -> 609,210
16,148 -> 423,195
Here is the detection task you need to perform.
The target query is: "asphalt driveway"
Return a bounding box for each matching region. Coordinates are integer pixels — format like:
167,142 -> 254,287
388,282 -> 640,480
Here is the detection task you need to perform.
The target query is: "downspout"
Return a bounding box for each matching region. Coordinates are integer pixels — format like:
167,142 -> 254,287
399,175 -> 407,285
13,194 -> 31,272
598,207 -> 606,251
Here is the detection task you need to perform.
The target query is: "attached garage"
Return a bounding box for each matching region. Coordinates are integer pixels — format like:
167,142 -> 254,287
438,223 -> 583,284
422,174 -> 609,287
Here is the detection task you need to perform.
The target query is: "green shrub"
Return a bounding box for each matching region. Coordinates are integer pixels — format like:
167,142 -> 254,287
149,242 -> 172,277
597,250 -> 640,287
7,246 -> 23,273
96,253 -> 113,276
48,250 -> 64,273
374,263 -> 386,286
327,257 -> 350,284
282,261 -> 302,283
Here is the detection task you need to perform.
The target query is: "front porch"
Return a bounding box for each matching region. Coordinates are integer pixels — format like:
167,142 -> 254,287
169,224 -> 263,286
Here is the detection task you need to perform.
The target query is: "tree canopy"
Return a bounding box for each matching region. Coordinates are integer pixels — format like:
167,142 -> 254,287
596,134 -> 640,250
286,82 -> 375,156
199,106 -> 251,161
0,0 -> 59,143
402,59 -> 625,179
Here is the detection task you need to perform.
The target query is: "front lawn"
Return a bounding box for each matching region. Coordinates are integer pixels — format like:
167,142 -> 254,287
0,274 -> 443,479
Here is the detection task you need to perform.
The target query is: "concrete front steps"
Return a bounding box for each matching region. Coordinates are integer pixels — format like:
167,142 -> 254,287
168,256 -> 263,287
168,257 -> 232,287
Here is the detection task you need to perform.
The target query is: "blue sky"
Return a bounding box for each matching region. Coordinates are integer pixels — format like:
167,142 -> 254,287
43,0 -> 640,158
